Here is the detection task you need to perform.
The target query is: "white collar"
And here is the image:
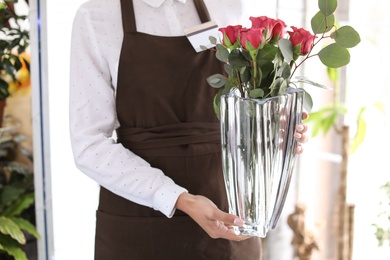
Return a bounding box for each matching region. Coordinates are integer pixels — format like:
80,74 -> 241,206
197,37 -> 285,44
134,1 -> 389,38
142,0 -> 187,8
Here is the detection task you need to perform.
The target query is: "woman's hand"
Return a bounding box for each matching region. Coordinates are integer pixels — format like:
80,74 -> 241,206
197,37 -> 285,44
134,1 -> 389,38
175,193 -> 250,241
294,112 -> 309,154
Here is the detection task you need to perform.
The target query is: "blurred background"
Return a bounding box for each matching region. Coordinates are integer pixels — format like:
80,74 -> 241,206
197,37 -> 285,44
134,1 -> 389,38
1,0 -> 389,259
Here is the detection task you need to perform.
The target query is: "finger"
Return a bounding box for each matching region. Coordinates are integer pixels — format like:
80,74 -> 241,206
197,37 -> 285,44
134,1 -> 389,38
295,145 -> 304,154
302,111 -> 309,120
214,210 -> 245,227
295,123 -> 308,133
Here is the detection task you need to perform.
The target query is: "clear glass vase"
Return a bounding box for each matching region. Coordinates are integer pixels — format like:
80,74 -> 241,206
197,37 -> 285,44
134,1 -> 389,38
220,88 -> 304,237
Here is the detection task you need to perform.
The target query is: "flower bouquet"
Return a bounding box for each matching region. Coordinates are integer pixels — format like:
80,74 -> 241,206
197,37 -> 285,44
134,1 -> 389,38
206,0 -> 360,237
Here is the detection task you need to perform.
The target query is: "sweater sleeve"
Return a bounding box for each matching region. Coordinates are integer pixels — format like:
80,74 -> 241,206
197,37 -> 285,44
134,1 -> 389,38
68,2 -> 187,218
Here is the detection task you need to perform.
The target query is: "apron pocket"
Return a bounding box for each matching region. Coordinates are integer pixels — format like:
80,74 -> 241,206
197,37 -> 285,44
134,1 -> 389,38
95,210 -> 204,260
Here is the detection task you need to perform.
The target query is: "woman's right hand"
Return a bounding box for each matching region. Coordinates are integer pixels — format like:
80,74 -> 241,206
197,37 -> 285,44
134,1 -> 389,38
175,192 -> 250,241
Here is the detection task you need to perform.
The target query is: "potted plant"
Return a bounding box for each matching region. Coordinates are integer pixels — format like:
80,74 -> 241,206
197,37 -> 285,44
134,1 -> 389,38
0,0 -> 30,127
0,129 -> 39,260
205,0 -> 360,237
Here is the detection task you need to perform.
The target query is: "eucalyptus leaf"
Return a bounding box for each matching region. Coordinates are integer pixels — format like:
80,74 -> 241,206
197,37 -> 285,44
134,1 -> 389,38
278,62 -> 291,79
302,89 -> 313,112
206,74 -> 227,88
269,77 -> 284,96
209,36 -> 217,45
331,26 -> 361,48
199,45 -> 208,51
278,39 -> 294,63
216,44 -> 229,62
318,43 -> 350,68
213,89 -> 224,119
224,64 -> 233,77
318,0 -> 337,16
311,11 -> 335,34
295,76 -> 332,89
249,88 -> 265,98
278,80 -> 289,94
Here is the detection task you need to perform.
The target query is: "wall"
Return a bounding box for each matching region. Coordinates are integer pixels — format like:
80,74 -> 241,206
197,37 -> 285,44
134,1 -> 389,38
46,0 -> 98,259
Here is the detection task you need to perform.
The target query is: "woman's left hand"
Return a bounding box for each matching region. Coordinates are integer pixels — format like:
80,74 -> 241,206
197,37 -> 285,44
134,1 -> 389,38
294,112 -> 309,154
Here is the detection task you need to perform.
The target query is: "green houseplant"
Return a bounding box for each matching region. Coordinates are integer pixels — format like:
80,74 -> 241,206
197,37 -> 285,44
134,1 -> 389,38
0,130 -> 39,260
0,0 -> 30,127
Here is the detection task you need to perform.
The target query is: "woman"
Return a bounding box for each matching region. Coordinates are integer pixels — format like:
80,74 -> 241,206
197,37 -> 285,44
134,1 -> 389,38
69,0 -> 309,259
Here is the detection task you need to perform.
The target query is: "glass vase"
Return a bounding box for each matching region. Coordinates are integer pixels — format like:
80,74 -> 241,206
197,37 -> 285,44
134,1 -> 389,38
219,88 -> 304,237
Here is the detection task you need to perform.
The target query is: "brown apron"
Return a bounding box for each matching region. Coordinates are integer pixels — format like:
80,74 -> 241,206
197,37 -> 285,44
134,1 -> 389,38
94,1 -> 261,259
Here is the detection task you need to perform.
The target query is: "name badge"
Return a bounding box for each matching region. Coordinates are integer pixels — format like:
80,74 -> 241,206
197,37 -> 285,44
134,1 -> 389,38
184,21 -> 219,53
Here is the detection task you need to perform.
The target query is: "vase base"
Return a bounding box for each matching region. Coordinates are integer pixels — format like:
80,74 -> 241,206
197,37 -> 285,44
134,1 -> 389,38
233,224 -> 268,238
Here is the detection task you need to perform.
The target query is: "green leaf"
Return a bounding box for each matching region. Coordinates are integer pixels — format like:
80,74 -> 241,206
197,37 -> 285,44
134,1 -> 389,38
302,89 -> 313,112
350,107 -> 367,153
257,44 -> 278,61
0,217 -> 26,245
269,77 -> 284,96
331,26 -> 361,48
229,49 -> 250,69
278,79 -> 289,94
318,43 -> 350,68
322,110 -> 339,134
327,67 -> 339,82
11,218 -> 40,239
318,0 -> 337,16
0,185 -> 25,209
256,67 -> 263,87
306,104 -> 347,136
278,39 -> 294,63
240,66 -> 251,83
306,106 -> 332,123
199,45 -> 208,51
2,193 -> 35,217
213,89 -> 224,119
295,76 -> 332,89
209,36 -> 217,45
311,11 -> 335,34
249,88 -> 264,98
215,44 -> 229,62
206,74 -> 226,88
0,233 -> 28,260
278,62 -> 291,80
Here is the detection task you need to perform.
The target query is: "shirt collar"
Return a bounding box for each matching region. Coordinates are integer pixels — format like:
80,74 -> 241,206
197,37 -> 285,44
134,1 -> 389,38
142,0 -> 187,8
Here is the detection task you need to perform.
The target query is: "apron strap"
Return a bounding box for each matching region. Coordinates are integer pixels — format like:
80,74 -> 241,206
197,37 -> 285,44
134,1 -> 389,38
120,0 -> 211,34
194,0 -> 211,23
120,0 -> 137,33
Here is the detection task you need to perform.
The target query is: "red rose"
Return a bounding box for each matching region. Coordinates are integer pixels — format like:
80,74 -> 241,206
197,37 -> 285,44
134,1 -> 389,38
240,27 -> 265,50
219,25 -> 242,47
288,26 -> 316,55
270,19 -> 287,40
250,16 -> 273,30
250,16 -> 287,41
